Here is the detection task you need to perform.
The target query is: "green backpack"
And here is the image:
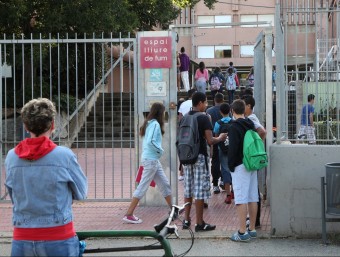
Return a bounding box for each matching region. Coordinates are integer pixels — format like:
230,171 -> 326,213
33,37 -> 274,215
243,129 -> 268,171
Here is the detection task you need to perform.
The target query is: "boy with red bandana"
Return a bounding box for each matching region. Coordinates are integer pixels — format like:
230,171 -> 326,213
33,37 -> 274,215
5,98 -> 88,256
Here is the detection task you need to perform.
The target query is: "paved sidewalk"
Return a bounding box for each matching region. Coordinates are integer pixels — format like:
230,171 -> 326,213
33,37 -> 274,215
0,183 -> 271,239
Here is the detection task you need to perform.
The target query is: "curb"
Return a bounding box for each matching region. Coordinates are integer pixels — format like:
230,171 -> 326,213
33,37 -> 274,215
0,231 -> 275,241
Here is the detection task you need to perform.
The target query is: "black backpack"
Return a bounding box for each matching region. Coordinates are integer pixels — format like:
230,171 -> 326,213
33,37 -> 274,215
217,119 -> 231,154
176,112 -> 202,164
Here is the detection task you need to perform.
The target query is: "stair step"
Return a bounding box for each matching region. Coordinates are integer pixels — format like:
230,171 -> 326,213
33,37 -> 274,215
74,90 -> 239,148
82,121 -> 133,127
71,141 -> 135,148
77,131 -> 134,138
91,105 -> 134,111
88,111 -> 133,117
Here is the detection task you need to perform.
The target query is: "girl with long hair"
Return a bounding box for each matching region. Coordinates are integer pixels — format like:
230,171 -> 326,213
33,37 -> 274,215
194,61 -> 209,94
123,102 -> 172,224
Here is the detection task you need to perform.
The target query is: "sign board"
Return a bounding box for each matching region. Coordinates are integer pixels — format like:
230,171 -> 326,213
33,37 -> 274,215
149,69 -> 163,82
140,37 -> 172,69
146,81 -> 166,96
1,63 -> 12,78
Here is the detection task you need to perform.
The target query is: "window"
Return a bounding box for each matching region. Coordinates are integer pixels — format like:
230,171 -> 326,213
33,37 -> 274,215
240,14 -> 275,27
197,16 -> 214,28
198,46 -> 232,58
198,46 -> 215,58
197,15 -> 232,28
258,15 -> 275,27
215,15 -> 232,28
240,15 -> 257,27
215,46 -> 232,58
240,45 -> 254,57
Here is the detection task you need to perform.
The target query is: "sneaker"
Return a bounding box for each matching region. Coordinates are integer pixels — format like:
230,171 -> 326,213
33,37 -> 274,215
178,175 -> 184,181
195,222 -> 216,232
204,202 -> 209,208
182,220 -> 191,229
230,231 -> 251,242
123,215 -> 142,224
247,228 -> 257,238
224,195 -> 232,204
213,186 -> 220,194
219,182 -> 224,191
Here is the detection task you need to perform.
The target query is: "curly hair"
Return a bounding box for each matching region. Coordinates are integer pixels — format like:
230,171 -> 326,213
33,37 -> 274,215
21,98 -> 56,137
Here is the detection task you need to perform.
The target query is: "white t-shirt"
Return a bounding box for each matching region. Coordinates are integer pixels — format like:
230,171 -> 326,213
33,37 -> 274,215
248,113 -> 264,130
178,100 -> 192,116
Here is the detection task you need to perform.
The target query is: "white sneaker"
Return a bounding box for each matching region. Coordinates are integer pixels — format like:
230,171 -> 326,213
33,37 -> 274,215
123,215 -> 143,224
178,175 -> 184,181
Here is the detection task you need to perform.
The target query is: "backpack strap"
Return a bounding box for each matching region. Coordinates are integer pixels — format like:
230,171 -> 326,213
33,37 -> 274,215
192,112 -> 208,171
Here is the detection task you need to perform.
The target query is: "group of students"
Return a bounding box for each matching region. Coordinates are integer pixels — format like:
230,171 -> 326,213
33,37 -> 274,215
194,62 -> 240,104
4,87 -> 267,256
124,87 -> 267,242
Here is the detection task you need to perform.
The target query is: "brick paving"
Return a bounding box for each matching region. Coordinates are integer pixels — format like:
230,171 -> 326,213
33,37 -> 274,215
0,148 -> 271,238
0,183 -> 271,239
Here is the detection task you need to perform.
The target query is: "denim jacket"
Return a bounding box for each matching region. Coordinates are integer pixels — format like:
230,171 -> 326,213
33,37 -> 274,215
5,146 -> 88,228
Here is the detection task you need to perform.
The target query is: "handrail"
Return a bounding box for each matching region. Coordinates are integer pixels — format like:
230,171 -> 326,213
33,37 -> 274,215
53,44 -> 133,140
319,45 -> 338,71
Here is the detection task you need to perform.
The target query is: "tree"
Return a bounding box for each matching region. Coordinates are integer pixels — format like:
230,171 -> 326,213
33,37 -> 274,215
0,0 -> 217,36
173,0 -> 218,9
0,0 -> 216,109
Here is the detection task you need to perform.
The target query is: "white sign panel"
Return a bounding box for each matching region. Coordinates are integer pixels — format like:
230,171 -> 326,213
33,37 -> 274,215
146,81 -> 166,96
1,63 -> 12,78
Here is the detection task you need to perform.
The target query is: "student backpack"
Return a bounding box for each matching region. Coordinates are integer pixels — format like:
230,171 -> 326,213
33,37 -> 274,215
176,112 -> 202,164
243,129 -> 268,171
226,74 -> 236,90
217,119 -> 231,154
210,75 -> 222,90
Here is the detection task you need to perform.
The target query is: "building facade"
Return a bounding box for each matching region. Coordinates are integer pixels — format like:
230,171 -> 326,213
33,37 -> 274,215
173,0 -> 339,83
174,0 -> 276,80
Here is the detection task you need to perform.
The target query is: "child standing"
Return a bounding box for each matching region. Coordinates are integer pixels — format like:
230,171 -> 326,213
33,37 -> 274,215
123,103 -> 172,224
228,99 -> 258,242
213,103 -> 233,204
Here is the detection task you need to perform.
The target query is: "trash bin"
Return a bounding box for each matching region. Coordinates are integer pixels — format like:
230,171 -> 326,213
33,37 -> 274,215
325,163 -> 340,215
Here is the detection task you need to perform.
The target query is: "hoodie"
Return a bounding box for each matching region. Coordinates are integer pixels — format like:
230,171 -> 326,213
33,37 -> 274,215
227,118 -> 255,172
15,136 -> 57,160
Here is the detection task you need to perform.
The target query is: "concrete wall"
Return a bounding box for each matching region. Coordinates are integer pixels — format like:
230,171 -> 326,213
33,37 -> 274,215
270,144 -> 340,236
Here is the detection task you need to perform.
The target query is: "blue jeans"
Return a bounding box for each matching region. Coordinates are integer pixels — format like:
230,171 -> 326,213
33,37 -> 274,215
219,150 -> 232,184
227,90 -> 235,104
195,80 -> 206,94
11,236 -> 79,257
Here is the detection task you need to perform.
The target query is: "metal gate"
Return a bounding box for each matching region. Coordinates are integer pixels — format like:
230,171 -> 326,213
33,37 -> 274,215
0,34 -> 137,201
275,1 -> 340,144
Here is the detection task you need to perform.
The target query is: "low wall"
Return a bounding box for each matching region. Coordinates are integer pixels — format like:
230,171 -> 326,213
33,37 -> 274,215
270,144 -> 340,236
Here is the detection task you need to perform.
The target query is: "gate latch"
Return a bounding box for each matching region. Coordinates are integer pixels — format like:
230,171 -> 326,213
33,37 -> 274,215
169,102 -> 177,110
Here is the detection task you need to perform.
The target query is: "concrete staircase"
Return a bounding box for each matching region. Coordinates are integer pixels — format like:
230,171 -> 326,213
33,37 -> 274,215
72,92 -> 135,148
